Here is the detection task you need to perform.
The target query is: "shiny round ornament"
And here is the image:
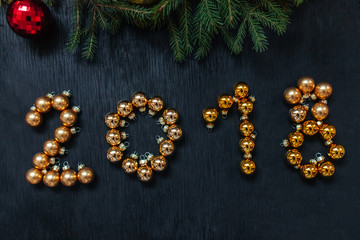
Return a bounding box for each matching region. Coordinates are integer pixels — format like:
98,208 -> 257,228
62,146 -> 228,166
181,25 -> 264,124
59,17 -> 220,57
106,129 -> 121,146
122,158 -> 138,173
328,144 -> 345,160
32,152 -> 49,169
25,168 -> 43,184
314,82 -> 332,100
77,166 -> 94,184
237,100 -> 253,115
167,125 -> 183,141
159,140 -> 175,156
202,108 -> 218,123
148,96 -> 164,115
283,87 -> 302,105
302,120 -> 319,136
54,126 -> 71,143
233,82 -> 249,99
285,149 -> 302,166
43,170 -> 60,187
137,165 -> 153,182
105,113 -> 120,128
240,159 -> 256,175
297,76 -> 315,94
311,102 -> 329,121
217,94 -> 234,116
239,137 -> 255,153
25,110 -> 42,127
289,105 -> 307,123
300,164 -> 318,179
43,139 -> 60,156
320,124 -> 336,140
163,109 -> 179,125
51,94 -> 69,111
6,0 -> 51,38
131,92 -> 147,110
60,169 -> 77,187
151,155 -> 167,172
239,121 -> 254,137
288,131 -> 304,148
35,96 -> 52,113
107,146 -> 123,162
60,109 -> 78,127
117,101 -> 133,117
319,161 -> 335,177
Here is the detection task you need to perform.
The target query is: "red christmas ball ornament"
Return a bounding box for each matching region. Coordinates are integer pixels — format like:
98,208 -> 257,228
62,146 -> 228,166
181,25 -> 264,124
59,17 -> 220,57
6,0 -> 51,38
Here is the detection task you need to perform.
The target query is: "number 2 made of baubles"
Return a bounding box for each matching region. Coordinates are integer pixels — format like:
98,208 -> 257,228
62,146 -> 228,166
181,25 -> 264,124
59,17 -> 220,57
105,92 -> 183,182
282,77 -> 345,179
202,82 -> 257,175
24,91 -> 95,187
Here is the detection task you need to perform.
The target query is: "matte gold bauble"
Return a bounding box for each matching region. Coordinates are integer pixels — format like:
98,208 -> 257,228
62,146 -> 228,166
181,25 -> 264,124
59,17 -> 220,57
159,140 -> 175,156
239,121 -> 254,137
311,102 -> 329,121
297,76 -> 315,94
52,94 -> 69,111
122,158 -> 138,173
77,167 -> 95,184
319,161 -> 335,177
35,96 -> 52,113
25,168 -> 43,184
107,146 -> 123,162
60,109 -> 78,127
240,159 -> 256,175
60,169 -> 77,187
25,110 -> 42,127
328,144 -> 345,159
300,164 -> 317,179
43,139 -> 60,156
283,87 -> 302,104
320,124 -> 336,140
105,113 -> 120,128
285,149 -> 302,166
43,170 -> 60,187
137,165 -> 153,182
239,137 -> 255,153
151,155 -> 167,172
32,152 -> 49,169
106,129 -> 121,146
288,131 -> 304,148
233,82 -> 249,99
54,126 -> 72,143
302,120 -> 319,136
314,82 -> 332,100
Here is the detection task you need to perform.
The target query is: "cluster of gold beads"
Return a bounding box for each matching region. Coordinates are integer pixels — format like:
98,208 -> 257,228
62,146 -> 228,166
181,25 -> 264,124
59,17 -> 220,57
282,77 -> 345,179
202,82 -> 257,175
25,91 -> 94,187
105,92 -> 183,182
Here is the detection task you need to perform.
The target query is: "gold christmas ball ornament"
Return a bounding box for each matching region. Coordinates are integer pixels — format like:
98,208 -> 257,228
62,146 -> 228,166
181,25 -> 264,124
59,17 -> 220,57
314,82 -> 332,100
25,110 -> 43,127
148,96 -> 164,115
288,131 -> 304,148
240,159 -> 256,175
151,155 -> 167,172
107,146 -> 123,162
60,109 -> 78,127
311,102 -> 329,121
163,108 -> 179,125
202,108 -> 218,124
217,94 -> 234,116
106,129 -> 121,146
51,94 -> 69,111
43,139 -> 60,156
328,144 -> 345,160
60,168 -> 77,187
25,168 -> 43,184
302,120 -> 319,136
137,165 -> 153,182
167,125 -> 183,141
238,100 -> 253,115
239,137 -> 255,153
320,124 -> 336,140
131,92 -> 148,111
32,152 -> 50,169
54,126 -> 72,143
159,140 -> 175,156
105,113 -> 120,128
297,76 -> 315,94
283,87 -> 302,104
319,161 -> 335,177
77,166 -> 95,184
35,96 -> 52,113
117,101 -> 133,117
285,149 -> 302,166
300,164 -> 318,179
233,82 -> 249,99
43,170 -> 60,187
289,105 -> 307,123
239,121 -> 254,137
122,158 -> 138,173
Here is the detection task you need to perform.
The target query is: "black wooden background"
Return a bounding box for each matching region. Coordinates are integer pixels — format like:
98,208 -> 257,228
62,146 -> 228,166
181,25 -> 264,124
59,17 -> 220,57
1,0 -> 359,239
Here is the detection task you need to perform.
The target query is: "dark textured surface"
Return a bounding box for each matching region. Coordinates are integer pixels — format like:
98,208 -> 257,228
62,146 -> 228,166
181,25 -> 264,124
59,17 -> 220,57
0,1 -> 359,239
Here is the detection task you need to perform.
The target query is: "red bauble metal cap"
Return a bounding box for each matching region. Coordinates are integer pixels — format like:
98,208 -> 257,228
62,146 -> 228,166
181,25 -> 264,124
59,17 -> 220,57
6,0 -> 51,38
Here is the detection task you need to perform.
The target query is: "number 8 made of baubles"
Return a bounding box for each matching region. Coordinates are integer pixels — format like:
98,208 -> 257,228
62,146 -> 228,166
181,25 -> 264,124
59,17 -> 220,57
105,92 -> 183,182
25,91 -> 95,187
282,77 -> 345,179
202,82 -> 257,175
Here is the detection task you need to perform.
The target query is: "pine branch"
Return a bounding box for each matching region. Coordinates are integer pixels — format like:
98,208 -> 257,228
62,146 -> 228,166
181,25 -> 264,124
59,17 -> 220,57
178,0 -> 193,56
251,10 -> 287,35
168,18 -> 185,62
66,0 -> 84,52
247,16 -> 268,52
151,0 -> 183,22
82,7 -> 98,61
232,19 -> 247,55
218,0 -> 240,29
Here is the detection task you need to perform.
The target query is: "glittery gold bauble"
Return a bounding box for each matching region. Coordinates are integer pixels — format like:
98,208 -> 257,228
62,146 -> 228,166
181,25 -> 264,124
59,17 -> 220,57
217,94 -> 234,116
52,94 -> 69,111
106,129 -> 121,146
289,105 -> 307,123
239,121 -> 254,136
328,144 -> 345,159
300,164 -> 317,179
319,161 -> 335,177
233,82 -> 249,99
320,124 -> 336,140
297,76 -> 315,94
239,137 -> 255,153
60,109 -> 78,127
148,96 -> 164,113
202,108 -> 218,123
77,167 -> 95,184
137,165 -> 153,182
238,100 -> 253,115
105,113 -> 120,128
117,101 -> 133,117
60,169 -> 77,187
131,92 -> 147,108
163,109 -> 179,125
25,110 -> 42,127
107,146 -> 123,162
283,87 -> 302,104
240,159 -> 256,175
122,158 -> 138,173
288,131 -> 304,148
43,170 -> 60,187
43,139 -> 60,156
314,82 -> 332,100
159,140 -> 175,156
32,152 -> 49,169
285,149 -> 302,166
302,120 -> 319,136
35,96 -> 52,113
25,168 -> 43,184
54,126 -> 71,143
311,102 -> 329,121
167,125 -> 183,141
151,155 -> 167,172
